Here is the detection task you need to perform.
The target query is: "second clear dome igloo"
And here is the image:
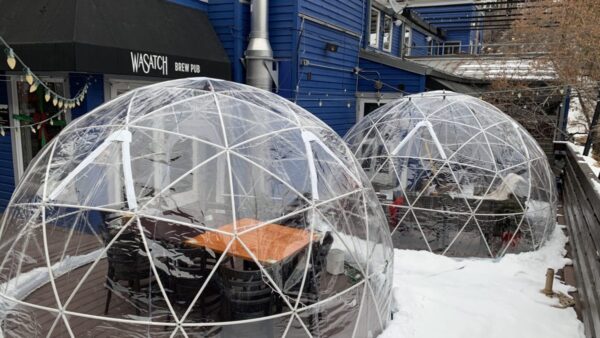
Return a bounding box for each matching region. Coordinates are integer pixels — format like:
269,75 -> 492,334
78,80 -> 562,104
0,78 -> 392,337
345,91 -> 556,258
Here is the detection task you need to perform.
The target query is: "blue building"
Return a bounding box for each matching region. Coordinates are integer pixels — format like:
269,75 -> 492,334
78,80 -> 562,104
0,0 -> 486,211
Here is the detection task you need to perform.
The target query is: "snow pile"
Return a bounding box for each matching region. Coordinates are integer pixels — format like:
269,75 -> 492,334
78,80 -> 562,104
380,227 -> 585,338
567,96 -> 588,136
567,142 -> 600,196
568,143 -> 600,177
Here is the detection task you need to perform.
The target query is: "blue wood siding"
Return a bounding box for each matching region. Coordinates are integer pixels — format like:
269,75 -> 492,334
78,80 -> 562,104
69,73 -> 104,121
391,23 -> 402,56
411,29 -> 428,56
167,0 -> 208,11
358,58 -> 425,94
294,20 -> 361,135
270,0 -> 298,98
270,0 -> 296,60
208,0 -> 249,83
0,74 -> 15,211
299,0 -> 364,35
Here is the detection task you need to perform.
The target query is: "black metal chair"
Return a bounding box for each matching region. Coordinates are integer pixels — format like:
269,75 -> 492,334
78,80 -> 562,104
280,232 -> 334,336
217,265 -> 278,321
167,246 -> 221,320
282,193 -> 313,228
104,231 -> 152,315
285,232 -> 333,303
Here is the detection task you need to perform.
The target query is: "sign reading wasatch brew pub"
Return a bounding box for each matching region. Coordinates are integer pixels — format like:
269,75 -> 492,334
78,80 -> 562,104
130,52 -> 202,77
0,0 -> 231,79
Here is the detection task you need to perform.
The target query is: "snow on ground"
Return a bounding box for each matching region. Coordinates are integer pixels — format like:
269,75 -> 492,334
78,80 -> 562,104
568,142 -> 600,177
567,95 -> 588,136
380,226 -> 585,338
567,142 -> 600,196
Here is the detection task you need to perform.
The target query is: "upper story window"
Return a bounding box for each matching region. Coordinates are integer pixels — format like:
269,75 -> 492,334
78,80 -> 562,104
403,27 -> 412,57
369,8 -> 381,48
382,15 -> 393,52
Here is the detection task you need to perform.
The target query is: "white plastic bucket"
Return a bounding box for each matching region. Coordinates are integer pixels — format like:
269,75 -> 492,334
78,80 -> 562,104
326,248 -> 345,275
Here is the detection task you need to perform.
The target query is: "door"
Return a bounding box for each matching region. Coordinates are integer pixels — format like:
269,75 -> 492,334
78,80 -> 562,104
11,76 -> 67,180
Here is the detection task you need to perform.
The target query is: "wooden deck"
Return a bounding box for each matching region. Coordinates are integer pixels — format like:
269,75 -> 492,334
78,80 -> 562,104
1,225 -> 369,337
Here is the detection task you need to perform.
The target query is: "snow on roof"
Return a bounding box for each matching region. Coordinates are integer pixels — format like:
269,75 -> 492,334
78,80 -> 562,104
412,56 -> 557,81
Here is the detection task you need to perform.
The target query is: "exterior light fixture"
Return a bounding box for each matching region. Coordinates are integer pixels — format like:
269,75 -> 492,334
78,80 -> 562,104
325,42 -> 339,52
5,48 -> 16,69
29,80 -> 38,93
24,69 -> 34,85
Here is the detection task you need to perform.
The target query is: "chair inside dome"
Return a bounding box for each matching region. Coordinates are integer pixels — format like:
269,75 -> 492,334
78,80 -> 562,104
0,78 -> 392,338
345,91 -> 556,258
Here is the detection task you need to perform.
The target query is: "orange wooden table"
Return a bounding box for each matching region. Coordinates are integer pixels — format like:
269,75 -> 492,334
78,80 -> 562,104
186,218 -> 317,264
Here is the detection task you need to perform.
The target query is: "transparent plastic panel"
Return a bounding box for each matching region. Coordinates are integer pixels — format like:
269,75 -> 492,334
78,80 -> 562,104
346,90 -> 556,257
0,77 -> 392,337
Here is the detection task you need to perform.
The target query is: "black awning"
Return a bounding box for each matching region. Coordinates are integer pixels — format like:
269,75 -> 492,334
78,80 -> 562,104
0,0 -> 231,79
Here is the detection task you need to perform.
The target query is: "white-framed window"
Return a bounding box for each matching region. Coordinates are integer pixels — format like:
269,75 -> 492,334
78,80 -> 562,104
382,15 -> 393,52
443,41 -> 461,55
403,26 -> 412,56
369,8 -> 381,48
356,93 -> 403,121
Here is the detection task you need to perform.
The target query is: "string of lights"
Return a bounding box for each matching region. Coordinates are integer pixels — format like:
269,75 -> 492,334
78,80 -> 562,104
279,83 -> 594,99
1,35 -> 92,134
0,108 -> 68,136
1,36 -> 90,108
278,74 -> 598,110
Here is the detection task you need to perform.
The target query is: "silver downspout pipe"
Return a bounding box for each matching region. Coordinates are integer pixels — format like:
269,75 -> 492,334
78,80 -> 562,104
246,0 -> 273,91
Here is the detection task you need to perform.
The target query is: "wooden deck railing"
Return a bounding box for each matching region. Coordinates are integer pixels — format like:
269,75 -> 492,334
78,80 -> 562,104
557,142 -> 600,338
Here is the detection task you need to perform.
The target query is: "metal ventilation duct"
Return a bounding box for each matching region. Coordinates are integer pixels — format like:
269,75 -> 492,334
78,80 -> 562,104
245,0 -> 274,91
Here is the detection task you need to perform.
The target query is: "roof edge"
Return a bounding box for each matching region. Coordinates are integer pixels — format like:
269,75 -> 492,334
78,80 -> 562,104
359,49 -> 428,75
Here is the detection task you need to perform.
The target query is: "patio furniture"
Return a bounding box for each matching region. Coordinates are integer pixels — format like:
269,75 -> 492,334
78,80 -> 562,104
217,264 -> 278,321
186,218 -> 318,265
104,232 -> 151,315
167,246 -> 221,320
286,232 -> 334,301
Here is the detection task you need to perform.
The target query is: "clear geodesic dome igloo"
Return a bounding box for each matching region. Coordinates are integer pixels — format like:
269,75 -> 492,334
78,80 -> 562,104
0,78 -> 393,338
345,91 -> 556,258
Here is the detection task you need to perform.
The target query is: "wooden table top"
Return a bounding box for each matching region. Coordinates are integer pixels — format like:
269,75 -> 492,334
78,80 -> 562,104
186,218 -> 317,264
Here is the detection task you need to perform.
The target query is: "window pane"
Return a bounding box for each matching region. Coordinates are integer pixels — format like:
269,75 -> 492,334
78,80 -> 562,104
383,16 -> 393,51
403,27 -> 411,56
369,9 -> 380,47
